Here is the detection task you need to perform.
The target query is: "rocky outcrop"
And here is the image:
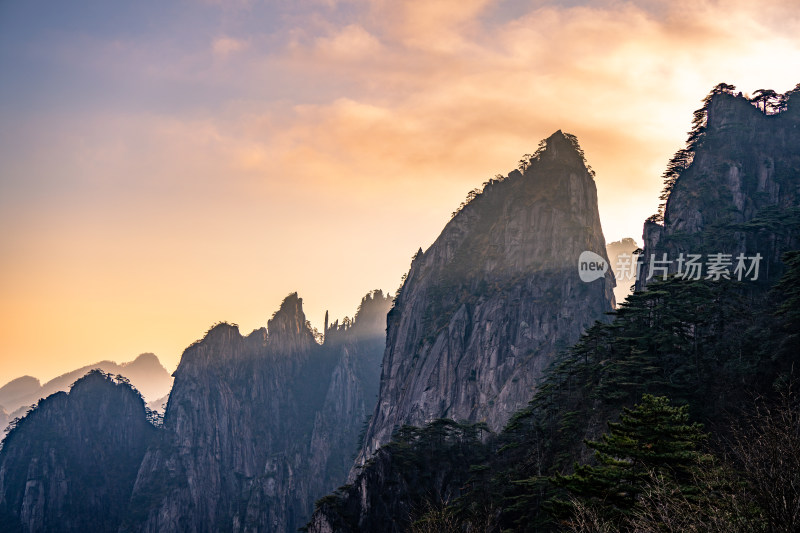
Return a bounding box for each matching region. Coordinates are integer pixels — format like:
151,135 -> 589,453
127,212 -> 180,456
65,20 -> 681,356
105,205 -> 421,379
606,237 -> 640,305
124,291 -> 391,533
354,131 -> 616,467
0,370 -> 157,532
637,87 -> 800,290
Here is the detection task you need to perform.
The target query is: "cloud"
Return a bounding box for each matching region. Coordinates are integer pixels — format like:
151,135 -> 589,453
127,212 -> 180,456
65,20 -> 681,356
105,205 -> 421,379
314,24 -> 382,60
4,0 -> 800,384
363,0 -> 494,51
213,36 -> 248,58
18,0 -> 798,238
265,0 -> 800,241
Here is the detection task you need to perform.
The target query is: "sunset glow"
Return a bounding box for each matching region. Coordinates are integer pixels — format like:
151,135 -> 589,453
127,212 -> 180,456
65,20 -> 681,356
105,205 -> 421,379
1,0 -> 799,385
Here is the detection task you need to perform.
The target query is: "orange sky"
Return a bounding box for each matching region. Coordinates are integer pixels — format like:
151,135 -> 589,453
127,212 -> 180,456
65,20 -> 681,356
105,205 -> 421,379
1,0 -> 800,386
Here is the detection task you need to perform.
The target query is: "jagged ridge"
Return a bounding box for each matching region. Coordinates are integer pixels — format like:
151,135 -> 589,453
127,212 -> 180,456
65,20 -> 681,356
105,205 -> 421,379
123,291 -> 392,533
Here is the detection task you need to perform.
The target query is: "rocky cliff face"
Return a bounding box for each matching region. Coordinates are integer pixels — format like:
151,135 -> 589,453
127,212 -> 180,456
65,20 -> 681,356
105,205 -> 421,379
355,131 -> 615,466
124,291 -> 390,533
637,87 -> 800,289
0,370 -> 156,532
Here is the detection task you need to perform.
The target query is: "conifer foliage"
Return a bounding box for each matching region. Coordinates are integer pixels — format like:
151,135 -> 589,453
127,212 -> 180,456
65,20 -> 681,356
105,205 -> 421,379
553,395 -> 707,526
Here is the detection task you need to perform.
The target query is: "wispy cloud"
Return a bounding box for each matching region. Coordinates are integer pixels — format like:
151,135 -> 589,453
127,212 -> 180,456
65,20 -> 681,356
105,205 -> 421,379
264,0 -> 800,235
312,24 -> 382,60
213,36 -> 249,58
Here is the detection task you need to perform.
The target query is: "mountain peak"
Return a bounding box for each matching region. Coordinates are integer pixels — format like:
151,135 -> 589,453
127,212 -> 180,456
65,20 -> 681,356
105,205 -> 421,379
69,369 -> 123,396
537,129 -> 587,168
354,130 -> 614,462
267,293 -> 315,348
124,352 -> 163,369
270,292 -> 305,328
706,91 -> 761,130
278,292 -> 302,313
0,368 -> 155,532
0,376 -> 41,400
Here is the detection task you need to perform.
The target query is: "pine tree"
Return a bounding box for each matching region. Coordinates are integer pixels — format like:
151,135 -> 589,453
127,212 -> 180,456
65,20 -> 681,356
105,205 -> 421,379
552,395 -> 706,527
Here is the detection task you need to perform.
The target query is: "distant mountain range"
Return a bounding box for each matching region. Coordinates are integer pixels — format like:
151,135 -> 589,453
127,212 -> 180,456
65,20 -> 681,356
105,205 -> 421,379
0,353 -> 173,429
0,371 -> 158,532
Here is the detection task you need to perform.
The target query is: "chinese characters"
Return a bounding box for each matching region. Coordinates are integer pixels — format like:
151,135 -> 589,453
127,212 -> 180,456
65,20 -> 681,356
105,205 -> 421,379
613,252 -> 763,282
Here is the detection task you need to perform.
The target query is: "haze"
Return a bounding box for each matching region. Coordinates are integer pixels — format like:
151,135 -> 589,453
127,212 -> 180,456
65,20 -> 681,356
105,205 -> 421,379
1,0 -> 799,385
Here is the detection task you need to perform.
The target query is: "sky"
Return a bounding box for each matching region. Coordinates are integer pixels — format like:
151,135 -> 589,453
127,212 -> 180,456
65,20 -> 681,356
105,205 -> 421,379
1,0 -> 799,386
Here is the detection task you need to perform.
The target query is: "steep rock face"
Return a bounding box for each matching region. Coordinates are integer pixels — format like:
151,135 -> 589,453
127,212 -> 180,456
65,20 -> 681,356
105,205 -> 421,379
356,131 -> 615,465
0,370 -> 156,532
637,89 -> 800,289
124,291 -> 391,533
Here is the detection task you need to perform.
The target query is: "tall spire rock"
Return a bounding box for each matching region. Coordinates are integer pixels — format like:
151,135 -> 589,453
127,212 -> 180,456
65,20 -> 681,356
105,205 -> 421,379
354,131 -> 615,465
268,293 -> 308,338
267,292 -> 316,355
